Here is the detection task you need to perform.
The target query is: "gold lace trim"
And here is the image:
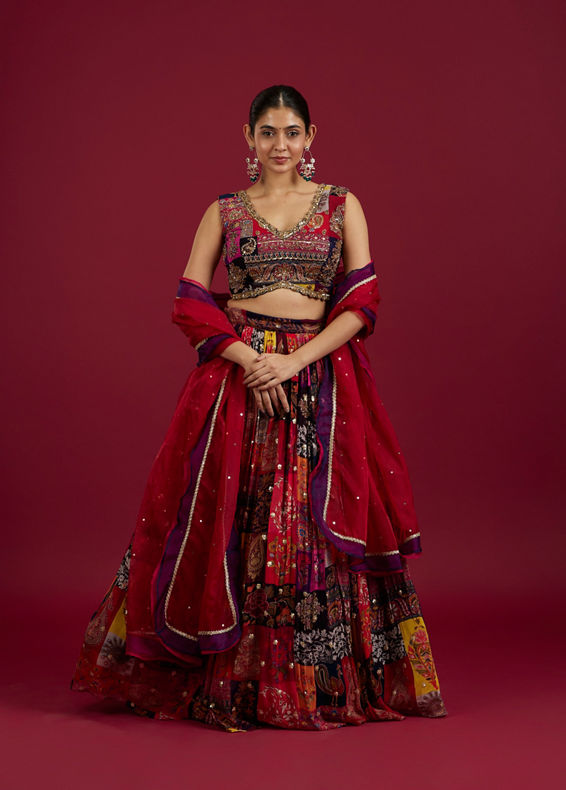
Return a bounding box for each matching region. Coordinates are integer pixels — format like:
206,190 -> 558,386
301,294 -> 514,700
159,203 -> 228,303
236,183 -> 328,240
228,282 -> 330,301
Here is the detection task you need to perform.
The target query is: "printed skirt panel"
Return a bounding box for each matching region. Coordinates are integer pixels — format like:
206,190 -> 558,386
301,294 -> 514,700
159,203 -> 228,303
70,305 -> 447,731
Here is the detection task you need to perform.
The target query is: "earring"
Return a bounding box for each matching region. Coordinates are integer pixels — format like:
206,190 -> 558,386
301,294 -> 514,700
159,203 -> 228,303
245,148 -> 260,183
298,146 -> 316,181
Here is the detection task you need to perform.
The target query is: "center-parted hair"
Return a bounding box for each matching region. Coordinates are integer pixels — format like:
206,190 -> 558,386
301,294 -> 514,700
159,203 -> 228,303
249,85 -> 311,135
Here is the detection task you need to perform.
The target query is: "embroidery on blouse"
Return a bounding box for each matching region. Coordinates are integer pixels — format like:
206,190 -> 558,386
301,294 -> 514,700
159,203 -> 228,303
236,182 -> 328,240
219,184 -> 350,302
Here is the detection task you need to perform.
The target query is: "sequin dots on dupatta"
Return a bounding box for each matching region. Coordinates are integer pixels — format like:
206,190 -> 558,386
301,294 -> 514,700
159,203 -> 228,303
185,306 -> 447,731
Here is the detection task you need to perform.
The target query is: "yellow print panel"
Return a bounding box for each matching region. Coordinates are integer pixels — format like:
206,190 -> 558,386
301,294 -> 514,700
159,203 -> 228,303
398,617 -> 440,695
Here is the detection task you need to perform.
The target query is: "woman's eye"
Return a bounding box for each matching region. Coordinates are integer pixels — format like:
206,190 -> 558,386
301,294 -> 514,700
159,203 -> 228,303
260,130 -> 299,136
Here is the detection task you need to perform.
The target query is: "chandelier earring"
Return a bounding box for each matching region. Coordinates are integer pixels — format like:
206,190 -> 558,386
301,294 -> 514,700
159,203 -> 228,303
298,145 -> 316,181
245,148 -> 260,183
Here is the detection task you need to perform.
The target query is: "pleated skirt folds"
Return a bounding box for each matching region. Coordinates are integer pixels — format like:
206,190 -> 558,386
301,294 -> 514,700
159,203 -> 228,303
70,304 -> 447,731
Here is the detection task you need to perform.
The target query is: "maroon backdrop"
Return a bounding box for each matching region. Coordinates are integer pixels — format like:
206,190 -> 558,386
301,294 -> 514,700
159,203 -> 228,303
1,1 -> 564,787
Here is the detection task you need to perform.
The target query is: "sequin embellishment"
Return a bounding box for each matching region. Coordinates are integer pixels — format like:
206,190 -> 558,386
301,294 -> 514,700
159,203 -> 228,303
218,184 -> 350,302
236,182 -> 327,240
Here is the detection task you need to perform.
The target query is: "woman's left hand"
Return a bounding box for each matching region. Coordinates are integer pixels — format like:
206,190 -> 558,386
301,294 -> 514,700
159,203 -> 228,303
242,352 -> 301,390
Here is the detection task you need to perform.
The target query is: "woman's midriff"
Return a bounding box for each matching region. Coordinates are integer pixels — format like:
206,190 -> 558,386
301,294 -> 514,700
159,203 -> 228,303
225,287 -> 327,320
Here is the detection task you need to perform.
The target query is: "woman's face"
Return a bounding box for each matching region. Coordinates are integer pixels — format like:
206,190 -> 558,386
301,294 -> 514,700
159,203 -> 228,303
243,105 -> 316,179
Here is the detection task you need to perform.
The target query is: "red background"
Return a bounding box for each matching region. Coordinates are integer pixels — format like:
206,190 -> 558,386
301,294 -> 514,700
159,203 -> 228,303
1,1 -> 564,787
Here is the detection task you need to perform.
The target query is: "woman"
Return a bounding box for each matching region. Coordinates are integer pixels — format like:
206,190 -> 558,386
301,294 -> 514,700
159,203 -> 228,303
70,84 -> 447,731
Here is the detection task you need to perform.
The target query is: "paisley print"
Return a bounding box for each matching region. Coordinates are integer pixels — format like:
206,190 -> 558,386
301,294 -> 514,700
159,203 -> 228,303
246,532 -> 266,580
70,303 -> 447,731
329,202 -> 346,236
219,184 -> 349,301
296,592 -> 324,629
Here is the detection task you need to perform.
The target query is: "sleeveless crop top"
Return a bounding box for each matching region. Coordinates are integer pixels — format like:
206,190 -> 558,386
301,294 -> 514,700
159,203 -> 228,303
217,183 -> 349,302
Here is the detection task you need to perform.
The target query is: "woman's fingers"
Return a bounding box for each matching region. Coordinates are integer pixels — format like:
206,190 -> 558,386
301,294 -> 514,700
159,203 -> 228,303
261,388 -> 274,417
276,383 -> 290,412
250,370 -> 290,418
251,385 -> 270,417
268,385 -> 291,417
252,386 -> 288,418
246,371 -> 278,388
253,387 -> 263,414
267,386 -> 283,415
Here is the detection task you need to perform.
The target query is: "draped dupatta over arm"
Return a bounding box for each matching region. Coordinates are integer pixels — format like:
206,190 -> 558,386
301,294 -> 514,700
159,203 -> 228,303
126,261 -> 422,665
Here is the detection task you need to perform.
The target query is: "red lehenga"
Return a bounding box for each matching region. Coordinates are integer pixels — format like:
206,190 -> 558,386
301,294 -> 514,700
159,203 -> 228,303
71,184 -> 447,731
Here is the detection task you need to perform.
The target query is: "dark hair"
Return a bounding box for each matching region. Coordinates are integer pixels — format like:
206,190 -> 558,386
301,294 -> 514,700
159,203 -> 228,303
249,85 -> 311,135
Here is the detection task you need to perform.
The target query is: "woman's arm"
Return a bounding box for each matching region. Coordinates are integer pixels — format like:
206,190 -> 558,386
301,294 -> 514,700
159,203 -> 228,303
243,191 -> 373,391
181,199 -> 287,415
181,200 -> 259,369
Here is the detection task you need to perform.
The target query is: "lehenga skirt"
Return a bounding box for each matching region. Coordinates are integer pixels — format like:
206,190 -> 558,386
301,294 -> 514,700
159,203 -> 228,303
70,305 -> 447,731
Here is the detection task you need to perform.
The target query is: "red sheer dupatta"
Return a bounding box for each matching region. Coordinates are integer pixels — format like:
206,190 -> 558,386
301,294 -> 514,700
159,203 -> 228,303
126,278 -> 246,665
310,262 -> 421,574
126,261 -> 422,665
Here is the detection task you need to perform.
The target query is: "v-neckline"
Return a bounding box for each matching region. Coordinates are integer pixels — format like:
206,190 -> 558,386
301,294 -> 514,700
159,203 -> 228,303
236,183 -> 327,239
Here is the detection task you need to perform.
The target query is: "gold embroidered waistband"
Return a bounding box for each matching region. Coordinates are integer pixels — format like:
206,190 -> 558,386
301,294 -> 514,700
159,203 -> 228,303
229,282 -> 330,301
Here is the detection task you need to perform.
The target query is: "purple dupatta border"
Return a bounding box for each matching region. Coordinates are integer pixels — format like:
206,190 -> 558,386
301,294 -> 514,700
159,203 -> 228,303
308,355 -> 366,559
309,261 -> 421,571
176,278 -> 240,366
152,378 -> 241,656
308,262 -> 378,558
329,260 -> 376,307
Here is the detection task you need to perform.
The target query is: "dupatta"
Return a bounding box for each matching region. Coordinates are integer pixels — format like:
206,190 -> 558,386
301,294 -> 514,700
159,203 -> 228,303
126,260 -> 422,664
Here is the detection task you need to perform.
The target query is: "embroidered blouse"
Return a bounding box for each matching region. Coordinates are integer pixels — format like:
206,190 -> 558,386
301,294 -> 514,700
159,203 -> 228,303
217,183 -> 349,302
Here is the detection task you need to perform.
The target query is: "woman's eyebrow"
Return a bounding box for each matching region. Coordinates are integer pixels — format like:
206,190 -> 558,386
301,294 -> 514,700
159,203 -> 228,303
258,124 -> 301,130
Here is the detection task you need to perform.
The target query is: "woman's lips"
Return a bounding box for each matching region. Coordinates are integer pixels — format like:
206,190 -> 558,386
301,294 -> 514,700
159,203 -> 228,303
272,157 -> 289,162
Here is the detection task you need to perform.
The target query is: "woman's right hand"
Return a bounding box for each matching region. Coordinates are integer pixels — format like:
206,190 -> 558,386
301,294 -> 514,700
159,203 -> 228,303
241,353 -> 290,417
251,382 -> 290,417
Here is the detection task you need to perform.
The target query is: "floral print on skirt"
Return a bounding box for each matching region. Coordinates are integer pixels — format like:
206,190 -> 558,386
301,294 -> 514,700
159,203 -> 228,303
70,305 -> 447,731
